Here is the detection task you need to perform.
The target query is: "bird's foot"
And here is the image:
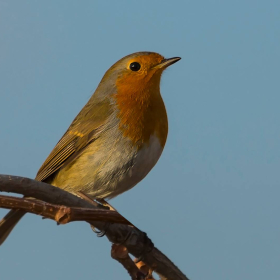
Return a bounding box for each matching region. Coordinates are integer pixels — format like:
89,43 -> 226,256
90,222 -> 111,237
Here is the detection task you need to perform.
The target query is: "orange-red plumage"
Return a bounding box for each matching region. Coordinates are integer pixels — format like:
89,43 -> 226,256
114,53 -> 168,147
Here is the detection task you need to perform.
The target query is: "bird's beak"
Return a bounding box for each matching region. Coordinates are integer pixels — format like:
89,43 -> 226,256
154,57 -> 181,69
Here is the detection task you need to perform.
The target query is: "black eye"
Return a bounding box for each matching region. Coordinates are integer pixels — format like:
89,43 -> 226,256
129,62 -> 141,71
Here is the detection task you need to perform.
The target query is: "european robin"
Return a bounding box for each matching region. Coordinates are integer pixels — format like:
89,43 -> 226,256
0,52 -> 181,245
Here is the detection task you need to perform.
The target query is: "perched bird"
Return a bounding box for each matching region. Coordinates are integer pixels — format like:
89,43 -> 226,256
0,52 -> 181,245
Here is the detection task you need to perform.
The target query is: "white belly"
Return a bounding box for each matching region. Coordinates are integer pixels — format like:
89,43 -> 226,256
90,134 -> 164,199
108,135 -> 164,198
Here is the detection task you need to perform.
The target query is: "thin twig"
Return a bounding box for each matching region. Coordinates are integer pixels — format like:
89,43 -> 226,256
111,244 -> 145,280
135,261 -> 155,280
0,195 -> 130,225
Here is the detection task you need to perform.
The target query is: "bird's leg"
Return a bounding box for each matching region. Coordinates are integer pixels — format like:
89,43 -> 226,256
77,191 -> 110,236
97,198 -> 139,229
76,191 -> 106,209
96,198 -> 116,211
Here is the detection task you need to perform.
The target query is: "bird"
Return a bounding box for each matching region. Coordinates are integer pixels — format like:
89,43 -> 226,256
0,51 -> 181,245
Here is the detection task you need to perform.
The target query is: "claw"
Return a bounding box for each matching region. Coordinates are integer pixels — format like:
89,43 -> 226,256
90,225 -> 102,234
97,230 -> 106,237
90,223 -> 110,237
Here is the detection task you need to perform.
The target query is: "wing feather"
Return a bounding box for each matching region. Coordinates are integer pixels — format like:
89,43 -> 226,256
35,97 -> 111,182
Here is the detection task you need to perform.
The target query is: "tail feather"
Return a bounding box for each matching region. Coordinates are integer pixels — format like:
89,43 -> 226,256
0,210 -> 26,246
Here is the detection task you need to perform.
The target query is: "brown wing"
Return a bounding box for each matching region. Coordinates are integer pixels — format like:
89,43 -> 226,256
35,97 -> 111,182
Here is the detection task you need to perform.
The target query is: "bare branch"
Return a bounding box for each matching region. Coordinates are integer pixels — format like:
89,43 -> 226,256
135,261 -> 155,280
0,175 -> 189,280
111,244 -> 146,280
0,195 -> 130,225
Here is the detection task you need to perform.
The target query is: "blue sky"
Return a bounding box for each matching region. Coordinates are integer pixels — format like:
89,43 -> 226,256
0,1 -> 279,279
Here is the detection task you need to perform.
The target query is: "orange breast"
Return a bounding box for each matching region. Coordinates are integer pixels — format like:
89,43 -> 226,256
114,72 -> 168,148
